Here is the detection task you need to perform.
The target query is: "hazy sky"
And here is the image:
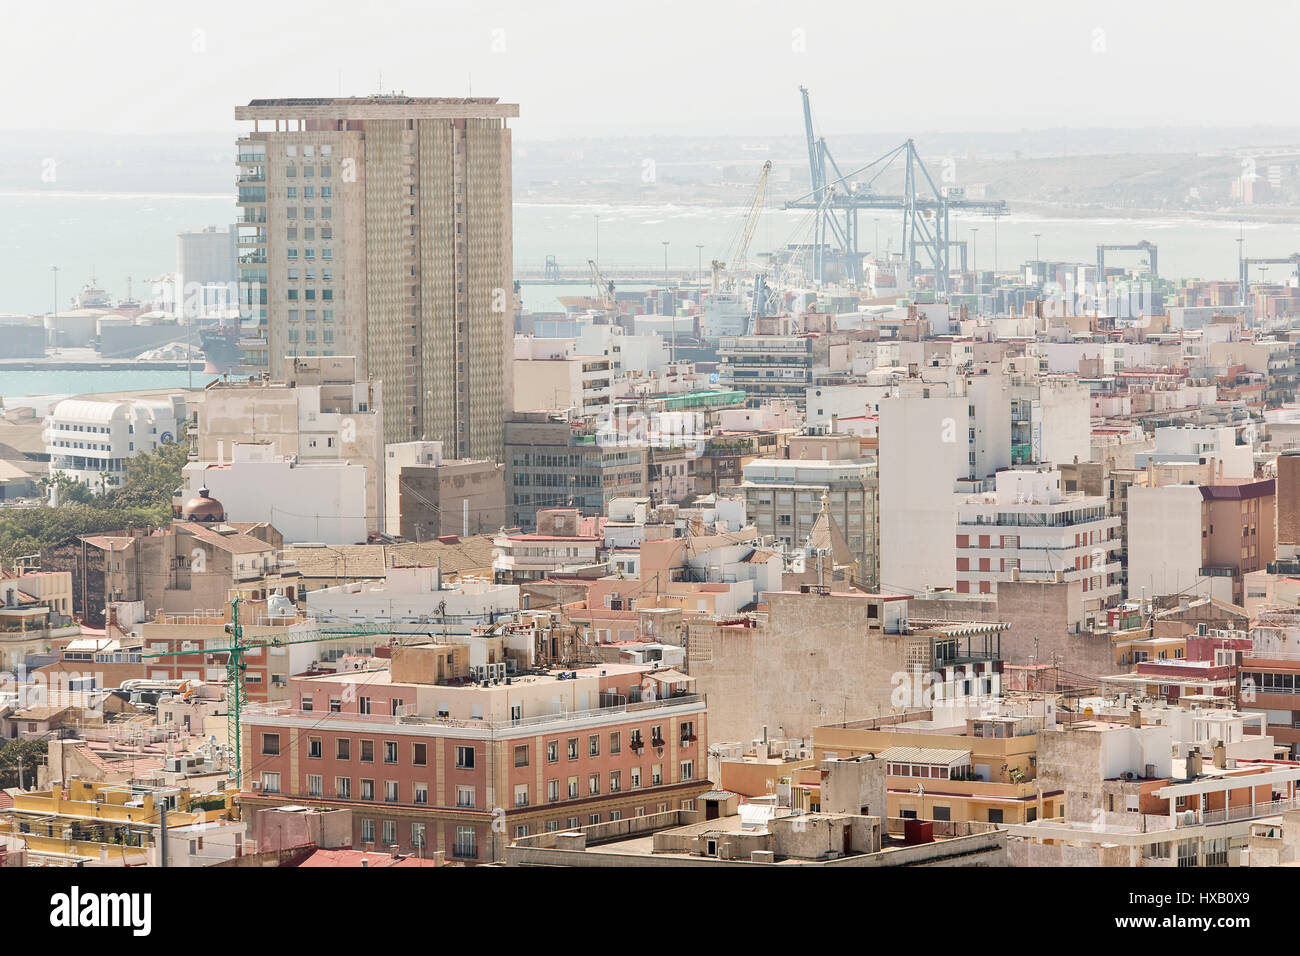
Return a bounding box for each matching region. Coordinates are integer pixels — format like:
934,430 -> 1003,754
4,0 -> 1297,141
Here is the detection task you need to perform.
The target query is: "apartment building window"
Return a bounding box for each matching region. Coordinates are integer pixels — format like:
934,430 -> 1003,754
412,743 -> 427,766
360,740 -> 374,763
567,738 -> 579,760
514,784 -> 529,807
546,821 -> 559,833
568,777 -> 579,799
547,740 -> 559,763
413,783 -> 428,805
609,810 -> 622,822
336,738 -> 350,760
514,745 -> 530,768
412,823 -> 426,849
382,820 -> 397,846
335,777 -> 351,799
588,735 -> 600,758
609,731 -> 621,755
652,765 -> 662,786
566,817 -> 579,829
308,736 -> 322,759
630,767 -> 641,789
588,773 -> 600,795
384,780 -> 398,803
547,779 -> 559,803
455,827 -> 476,859
680,721 -> 695,745
680,761 -> 694,781
456,746 -> 475,769
360,779 -> 375,801
589,814 -> 601,825
360,819 -> 374,844
329,697 -> 341,713
261,733 -> 280,756
261,772 -> 280,793
384,741 -> 398,764
456,786 -> 475,809
609,770 -> 621,793
307,774 -> 323,797
301,695 -> 313,712
358,696 -> 371,715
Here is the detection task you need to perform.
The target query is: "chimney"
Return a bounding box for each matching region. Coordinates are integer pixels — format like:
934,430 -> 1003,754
1212,741 -> 1227,769
1129,704 -> 1141,729
1187,750 -> 1203,777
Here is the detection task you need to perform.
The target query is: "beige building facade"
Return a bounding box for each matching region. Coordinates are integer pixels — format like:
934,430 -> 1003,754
235,96 -> 517,459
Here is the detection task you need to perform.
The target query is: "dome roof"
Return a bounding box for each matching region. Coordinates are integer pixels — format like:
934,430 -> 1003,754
182,486 -> 224,522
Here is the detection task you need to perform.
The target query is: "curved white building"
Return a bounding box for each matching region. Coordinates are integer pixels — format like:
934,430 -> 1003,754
44,394 -> 186,490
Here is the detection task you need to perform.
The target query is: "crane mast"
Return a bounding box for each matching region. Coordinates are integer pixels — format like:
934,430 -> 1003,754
718,161 -> 772,294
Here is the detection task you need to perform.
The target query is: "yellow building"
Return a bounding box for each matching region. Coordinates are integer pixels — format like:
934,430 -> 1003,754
801,706 -> 1061,826
2,779 -> 238,866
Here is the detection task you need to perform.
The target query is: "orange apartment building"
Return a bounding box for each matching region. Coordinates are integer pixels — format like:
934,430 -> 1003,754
240,645 -> 710,863
801,704 -> 1061,826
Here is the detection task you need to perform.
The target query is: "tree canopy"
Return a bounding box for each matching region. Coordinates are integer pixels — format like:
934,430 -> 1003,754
0,439 -> 190,570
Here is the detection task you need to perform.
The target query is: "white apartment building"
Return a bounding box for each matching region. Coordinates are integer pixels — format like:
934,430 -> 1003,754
198,355 -> 384,534
1135,426 -> 1254,480
511,337 -> 613,416
44,395 -> 186,491
955,469 -> 1121,608
182,442 -> 368,545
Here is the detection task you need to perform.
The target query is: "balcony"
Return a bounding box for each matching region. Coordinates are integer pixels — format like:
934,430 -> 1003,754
1180,794 -> 1300,828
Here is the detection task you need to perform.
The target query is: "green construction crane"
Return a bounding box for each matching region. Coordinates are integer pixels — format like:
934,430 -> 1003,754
142,597 -> 415,788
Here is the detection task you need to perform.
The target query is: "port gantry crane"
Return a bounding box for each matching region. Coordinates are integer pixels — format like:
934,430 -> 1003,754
587,258 -> 617,312
711,160 -> 773,296
1239,253 -> 1300,306
142,597 -> 445,789
1096,241 -> 1159,281
787,86 -> 1009,291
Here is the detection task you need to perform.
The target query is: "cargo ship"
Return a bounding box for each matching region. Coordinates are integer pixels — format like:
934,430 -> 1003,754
199,323 -> 242,374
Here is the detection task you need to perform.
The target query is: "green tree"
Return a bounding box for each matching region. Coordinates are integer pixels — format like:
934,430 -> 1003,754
0,441 -> 189,571
104,439 -> 190,510
0,739 -> 47,789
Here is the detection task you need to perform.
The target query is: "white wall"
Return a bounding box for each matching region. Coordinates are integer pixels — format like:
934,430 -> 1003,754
878,392 -> 968,593
183,457 -> 368,545
1126,484 -> 1206,601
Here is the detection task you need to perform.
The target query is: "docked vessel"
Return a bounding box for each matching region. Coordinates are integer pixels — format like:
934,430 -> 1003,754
199,323 -> 242,374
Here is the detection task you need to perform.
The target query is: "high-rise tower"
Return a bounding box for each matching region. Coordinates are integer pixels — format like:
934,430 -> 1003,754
234,96 -> 517,459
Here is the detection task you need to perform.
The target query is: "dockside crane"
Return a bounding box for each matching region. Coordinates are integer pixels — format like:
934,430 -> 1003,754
587,258 -> 617,312
713,160 -> 772,297
1239,253 -> 1300,305
1097,241 -> 1158,281
787,87 -> 1008,291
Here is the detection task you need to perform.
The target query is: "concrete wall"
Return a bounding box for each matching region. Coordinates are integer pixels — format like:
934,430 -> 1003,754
878,392 -> 968,593
686,592 -> 928,743
1128,484 -> 1207,600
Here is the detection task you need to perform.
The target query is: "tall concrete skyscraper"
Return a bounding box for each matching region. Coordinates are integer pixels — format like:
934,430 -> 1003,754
234,96 -> 517,459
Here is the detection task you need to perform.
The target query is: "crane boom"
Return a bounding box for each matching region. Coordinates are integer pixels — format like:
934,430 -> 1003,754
721,161 -> 771,292
587,258 -> 616,312
142,598 -> 434,788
